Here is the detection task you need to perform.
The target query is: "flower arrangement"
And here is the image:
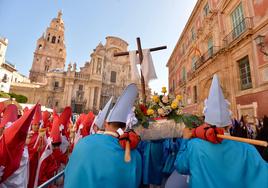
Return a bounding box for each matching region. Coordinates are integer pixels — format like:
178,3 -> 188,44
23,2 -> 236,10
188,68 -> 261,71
135,87 -> 202,128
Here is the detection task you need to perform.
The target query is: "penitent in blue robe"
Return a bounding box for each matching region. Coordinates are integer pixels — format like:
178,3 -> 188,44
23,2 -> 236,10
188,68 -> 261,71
175,138 -> 268,188
64,134 -> 142,188
138,140 -> 164,185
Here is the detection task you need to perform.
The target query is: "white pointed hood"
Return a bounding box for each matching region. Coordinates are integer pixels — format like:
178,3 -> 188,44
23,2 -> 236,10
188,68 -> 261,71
106,83 -> 138,123
94,97 -> 113,129
204,74 -> 232,127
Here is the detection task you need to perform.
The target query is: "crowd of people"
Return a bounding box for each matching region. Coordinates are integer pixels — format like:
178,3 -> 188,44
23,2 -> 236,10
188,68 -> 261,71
0,102 -> 96,188
230,115 -> 268,162
0,76 -> 268,188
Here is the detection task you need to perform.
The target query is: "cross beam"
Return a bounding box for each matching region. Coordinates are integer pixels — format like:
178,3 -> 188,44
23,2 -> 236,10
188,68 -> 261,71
114,37 -> 167,103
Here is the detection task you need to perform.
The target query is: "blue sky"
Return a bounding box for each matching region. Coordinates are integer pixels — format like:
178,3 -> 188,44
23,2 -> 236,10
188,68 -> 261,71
0,0 -> 197,92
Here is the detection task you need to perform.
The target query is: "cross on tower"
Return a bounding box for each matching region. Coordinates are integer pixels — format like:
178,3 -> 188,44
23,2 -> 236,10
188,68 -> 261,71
114,37 -> 166,103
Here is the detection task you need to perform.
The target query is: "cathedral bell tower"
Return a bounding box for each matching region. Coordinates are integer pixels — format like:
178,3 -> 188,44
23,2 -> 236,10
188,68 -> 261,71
29,11 -> 66,83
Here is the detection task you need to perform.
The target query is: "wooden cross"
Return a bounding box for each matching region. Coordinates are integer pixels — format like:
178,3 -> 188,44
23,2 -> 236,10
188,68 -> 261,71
114,37 -> 166,103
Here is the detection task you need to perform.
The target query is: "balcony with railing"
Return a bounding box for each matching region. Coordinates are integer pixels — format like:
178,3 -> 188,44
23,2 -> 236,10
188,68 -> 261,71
178,79 -> 186,87
75,72 -> 90,80
194,46 -> 221,69
53,86 -> 64,92
223,17 -> 253,47
187,46 -> 222,80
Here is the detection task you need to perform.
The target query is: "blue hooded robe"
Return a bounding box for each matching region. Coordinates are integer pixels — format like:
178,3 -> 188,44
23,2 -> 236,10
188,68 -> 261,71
64,134 -> 142,188
175,138 -> 268,188
138,140 -> 164,185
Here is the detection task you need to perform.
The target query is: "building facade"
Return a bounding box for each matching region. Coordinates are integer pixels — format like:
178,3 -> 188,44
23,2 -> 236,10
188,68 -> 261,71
11,12 -> 148,113
167,0 -> 268,119
0,37 -> 8,65
0,37 -> 30,93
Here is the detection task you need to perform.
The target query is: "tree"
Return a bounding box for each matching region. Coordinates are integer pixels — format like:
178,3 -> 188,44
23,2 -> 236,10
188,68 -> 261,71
0,92 -> 10,98
9,93 -> 28,103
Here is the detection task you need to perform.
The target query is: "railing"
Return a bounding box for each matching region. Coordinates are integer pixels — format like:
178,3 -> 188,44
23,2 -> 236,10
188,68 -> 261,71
75,72 -> 90,79
192,46 -> 221,71
223,17 -> 253,46
186,46 -> 222,80
179,79 -> 186,87
53,87 -> 64,92
38,170 -> 64,188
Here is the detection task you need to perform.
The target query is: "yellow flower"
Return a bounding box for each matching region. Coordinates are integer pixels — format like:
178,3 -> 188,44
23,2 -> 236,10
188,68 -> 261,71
152,95 -> 160,103
147,109 -> 154,116
161,87 -> 167,94
176,95 -> 183,101
171,101 -> 178,109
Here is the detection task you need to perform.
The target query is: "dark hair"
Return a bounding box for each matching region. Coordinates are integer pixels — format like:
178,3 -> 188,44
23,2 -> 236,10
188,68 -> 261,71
52,142 -> 61,147
108,122 -> 126,129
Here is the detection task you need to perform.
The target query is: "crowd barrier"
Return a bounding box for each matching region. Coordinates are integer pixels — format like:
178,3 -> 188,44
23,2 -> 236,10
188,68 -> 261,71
37,170 -> 64,188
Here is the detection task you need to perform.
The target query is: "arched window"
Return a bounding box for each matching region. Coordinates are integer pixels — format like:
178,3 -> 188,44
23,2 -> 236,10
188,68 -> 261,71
47,33 -> 50,41
52,36 -> 56,44
2,74 -> 8,83
110,71 -> 116,83
58,36 -> 61,43
38,44 -> 42,49
45,65 -> 49,72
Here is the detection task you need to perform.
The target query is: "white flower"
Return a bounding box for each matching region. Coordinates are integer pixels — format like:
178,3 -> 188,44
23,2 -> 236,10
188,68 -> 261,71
157,108 -> 166,116
162,96 -> 169,104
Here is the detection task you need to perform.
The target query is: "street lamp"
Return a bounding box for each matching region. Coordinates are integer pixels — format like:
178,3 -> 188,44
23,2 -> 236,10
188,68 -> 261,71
254,35 -> 268,56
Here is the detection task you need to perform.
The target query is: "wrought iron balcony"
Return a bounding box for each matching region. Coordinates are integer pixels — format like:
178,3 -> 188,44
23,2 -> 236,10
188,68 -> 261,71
179,79 -> 186,87
192,46 -> 221,71
223,17 -> 253,46
53,86 -> 64,92
75,72 -> 90,79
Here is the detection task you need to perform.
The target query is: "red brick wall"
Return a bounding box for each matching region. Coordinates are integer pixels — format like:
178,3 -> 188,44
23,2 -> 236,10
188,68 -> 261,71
236,89 -> 268,117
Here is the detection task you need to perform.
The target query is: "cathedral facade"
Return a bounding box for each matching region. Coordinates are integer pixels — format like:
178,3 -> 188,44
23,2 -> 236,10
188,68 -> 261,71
11,12 -> 147,113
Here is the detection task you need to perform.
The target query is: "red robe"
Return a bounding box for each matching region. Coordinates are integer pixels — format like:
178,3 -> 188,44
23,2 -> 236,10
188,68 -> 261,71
38,148 -> 68,186
27,132 -> 41,188
0,107 -> 36,183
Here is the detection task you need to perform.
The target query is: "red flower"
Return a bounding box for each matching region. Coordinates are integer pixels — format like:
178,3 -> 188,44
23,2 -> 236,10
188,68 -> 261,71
139,104 -> 147,115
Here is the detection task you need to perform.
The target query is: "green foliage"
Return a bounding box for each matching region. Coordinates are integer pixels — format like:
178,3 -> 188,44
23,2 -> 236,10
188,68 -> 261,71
181,114 -> 203,128
8,93 -> 28,103
0,92 -> 10,98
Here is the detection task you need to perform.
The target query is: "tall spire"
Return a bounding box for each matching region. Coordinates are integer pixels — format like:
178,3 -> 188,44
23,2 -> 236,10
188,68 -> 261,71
58,10 -> 63,19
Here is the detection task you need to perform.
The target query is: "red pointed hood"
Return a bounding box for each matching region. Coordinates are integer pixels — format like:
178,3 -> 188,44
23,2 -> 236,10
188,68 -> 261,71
75,113 -> 86,130
82,112 -> 95,127
59,107 -> 72,135
42,111 -> 51,128
50,116 -> 61,144
23,106 -> 29,114
32,104 -> 42,125
0,104 -> 36,183
80,112 -> 95,137
53,108 -> 58,118
0,104 -> 18,129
